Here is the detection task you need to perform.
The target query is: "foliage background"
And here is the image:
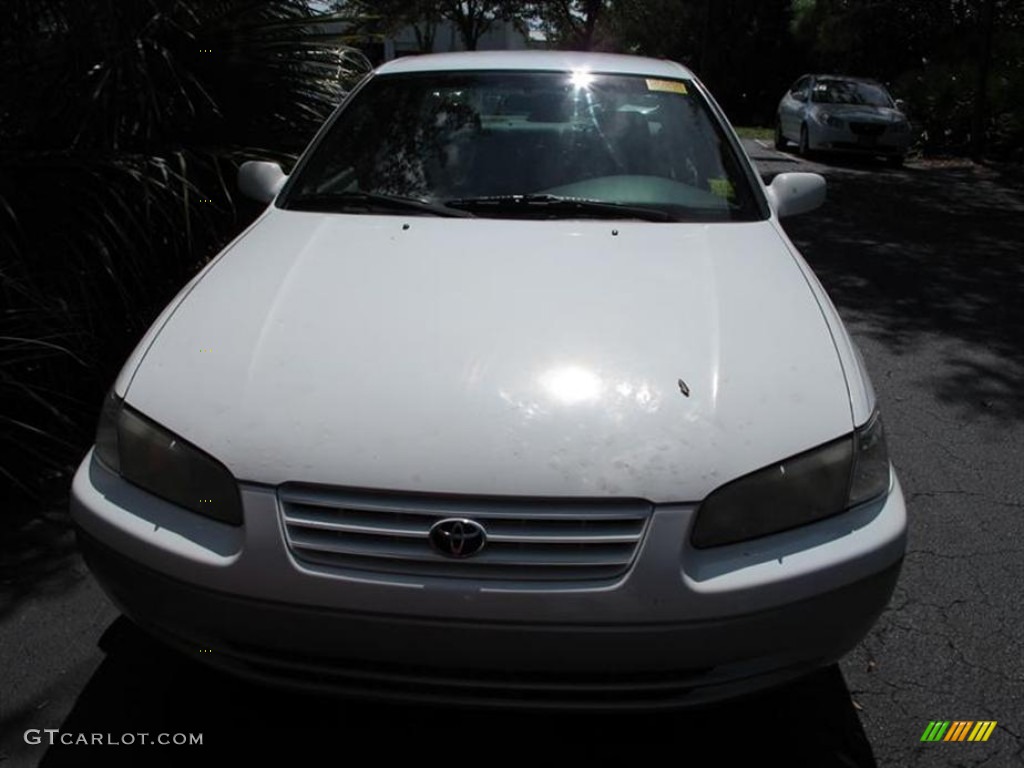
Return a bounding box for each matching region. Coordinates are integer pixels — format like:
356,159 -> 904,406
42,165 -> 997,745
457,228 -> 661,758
0,0 -> 369,517
337,0 -> 1023,157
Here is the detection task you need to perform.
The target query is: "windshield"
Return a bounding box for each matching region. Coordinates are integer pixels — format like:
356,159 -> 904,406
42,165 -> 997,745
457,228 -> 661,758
811,79 -> 893,107
282,71 -> 762,222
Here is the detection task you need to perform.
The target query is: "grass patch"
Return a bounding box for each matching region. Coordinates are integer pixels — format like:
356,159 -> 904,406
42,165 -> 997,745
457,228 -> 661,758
733,126 -> 774,141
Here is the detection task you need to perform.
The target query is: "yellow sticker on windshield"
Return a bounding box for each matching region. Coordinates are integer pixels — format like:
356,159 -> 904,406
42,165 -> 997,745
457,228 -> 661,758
709,178 -> 735,200
645,79 -> 688,95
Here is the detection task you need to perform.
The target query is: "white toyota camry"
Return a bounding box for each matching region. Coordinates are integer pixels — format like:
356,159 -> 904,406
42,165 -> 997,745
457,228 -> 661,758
71,51 -> 907,708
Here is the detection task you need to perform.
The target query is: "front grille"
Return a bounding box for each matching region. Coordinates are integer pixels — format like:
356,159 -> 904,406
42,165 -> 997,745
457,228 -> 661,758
849,121 -> 886,136
278,485 -> 651,581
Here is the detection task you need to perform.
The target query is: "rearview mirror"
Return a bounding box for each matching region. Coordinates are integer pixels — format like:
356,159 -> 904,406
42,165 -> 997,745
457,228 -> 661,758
238,161 -> 287,204
766,173 -> 826,218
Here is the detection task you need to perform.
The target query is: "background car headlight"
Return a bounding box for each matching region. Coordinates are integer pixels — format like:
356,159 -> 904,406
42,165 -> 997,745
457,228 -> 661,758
95,393 -> 243,525
817,112 -> 844,128
691,412 -> 891,548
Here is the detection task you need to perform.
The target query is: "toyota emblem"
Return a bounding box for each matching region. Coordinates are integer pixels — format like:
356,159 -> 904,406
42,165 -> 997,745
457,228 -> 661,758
428,518 -> 487,559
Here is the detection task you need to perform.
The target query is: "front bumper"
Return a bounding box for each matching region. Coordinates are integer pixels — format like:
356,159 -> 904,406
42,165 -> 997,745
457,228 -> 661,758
71,449 -> 907,708
809,124 -> 911,156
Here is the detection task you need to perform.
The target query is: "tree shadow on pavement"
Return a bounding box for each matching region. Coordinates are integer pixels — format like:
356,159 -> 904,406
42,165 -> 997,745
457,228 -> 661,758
0,507 -> 81,624
782,160 -> 1024,422
30,617 -> 877,768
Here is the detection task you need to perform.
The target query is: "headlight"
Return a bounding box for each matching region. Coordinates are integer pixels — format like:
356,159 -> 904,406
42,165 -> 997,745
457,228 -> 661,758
95,391 -> 122,474
94,393 -> 243,525
691,412 -> 890,548
818,112 -> 844,128
848,410 -> 890,506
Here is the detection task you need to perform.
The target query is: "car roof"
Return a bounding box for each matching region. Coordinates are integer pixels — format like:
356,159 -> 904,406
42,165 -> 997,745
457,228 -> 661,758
375,50 -> 694,80
807,74 -> 884,85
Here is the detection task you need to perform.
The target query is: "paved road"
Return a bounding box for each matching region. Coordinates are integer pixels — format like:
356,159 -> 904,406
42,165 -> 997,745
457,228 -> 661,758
2,143 -> 1022,767
753,139 -> 1024,766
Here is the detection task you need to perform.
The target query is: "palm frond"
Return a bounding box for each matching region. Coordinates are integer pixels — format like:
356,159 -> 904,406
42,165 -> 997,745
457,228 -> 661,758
0,0 -> 372,513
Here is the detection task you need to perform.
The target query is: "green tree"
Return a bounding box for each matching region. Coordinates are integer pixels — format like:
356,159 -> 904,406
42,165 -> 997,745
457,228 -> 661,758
337,0 -> 521,51
531,0 -> 608,50
608,0 -> 797,124
334,0 -> 443,53
440,0 -> 517,49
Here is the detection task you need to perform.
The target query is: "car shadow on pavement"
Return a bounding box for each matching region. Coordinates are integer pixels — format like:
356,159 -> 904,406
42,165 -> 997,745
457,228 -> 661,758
34,617 -> 878,767
782,159 -> 1024,423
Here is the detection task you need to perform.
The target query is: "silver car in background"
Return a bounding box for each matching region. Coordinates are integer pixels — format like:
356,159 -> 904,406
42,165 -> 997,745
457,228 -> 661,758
776,75 -> 912,165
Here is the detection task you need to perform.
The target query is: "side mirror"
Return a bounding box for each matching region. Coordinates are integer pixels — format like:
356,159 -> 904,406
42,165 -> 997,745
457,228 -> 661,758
894,98 -> 907,113
238,161 -> 287,204
766,172 -> 826,218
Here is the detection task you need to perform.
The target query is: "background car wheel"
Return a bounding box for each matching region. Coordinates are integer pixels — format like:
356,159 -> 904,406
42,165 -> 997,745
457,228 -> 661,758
774,120 -> 786,150
798,124 -> 811,157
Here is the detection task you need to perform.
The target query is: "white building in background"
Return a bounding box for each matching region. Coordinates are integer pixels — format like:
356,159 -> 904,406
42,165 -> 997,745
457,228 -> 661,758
314,7 -> 545,66
384,20 -> 534,60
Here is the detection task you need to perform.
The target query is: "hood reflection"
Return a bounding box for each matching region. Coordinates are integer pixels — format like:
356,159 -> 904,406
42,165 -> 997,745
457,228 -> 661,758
498,365 -> 663,419
540,365 -> 603,405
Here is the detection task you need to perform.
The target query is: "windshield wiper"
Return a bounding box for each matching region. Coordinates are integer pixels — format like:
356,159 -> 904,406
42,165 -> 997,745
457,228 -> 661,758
444,194 -> 674,222
288,191 -> 475,218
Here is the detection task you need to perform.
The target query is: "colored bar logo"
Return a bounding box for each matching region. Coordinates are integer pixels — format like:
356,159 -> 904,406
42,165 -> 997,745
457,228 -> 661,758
921,721 -> 997,742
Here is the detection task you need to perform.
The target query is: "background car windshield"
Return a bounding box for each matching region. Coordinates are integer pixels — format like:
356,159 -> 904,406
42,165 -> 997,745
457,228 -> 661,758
811,79 -> 893,107
285,71 -> 760,221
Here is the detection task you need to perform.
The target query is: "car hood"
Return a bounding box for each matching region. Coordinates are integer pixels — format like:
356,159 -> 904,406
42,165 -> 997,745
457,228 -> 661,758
124,211 -> 853,502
